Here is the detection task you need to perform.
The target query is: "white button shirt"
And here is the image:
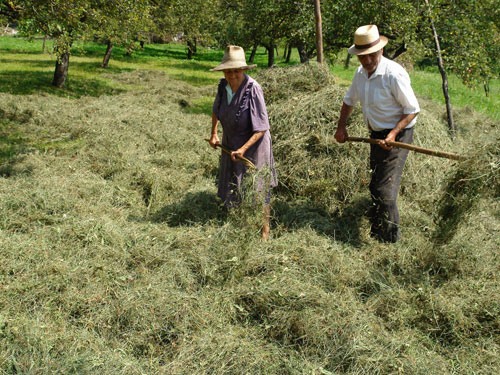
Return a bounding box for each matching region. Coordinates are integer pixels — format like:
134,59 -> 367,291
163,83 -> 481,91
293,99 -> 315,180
343,56 -> 420,132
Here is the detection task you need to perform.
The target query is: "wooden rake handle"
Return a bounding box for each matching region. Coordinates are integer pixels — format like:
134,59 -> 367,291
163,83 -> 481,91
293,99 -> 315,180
205,139 -> 256,168
346,136 -> 466,161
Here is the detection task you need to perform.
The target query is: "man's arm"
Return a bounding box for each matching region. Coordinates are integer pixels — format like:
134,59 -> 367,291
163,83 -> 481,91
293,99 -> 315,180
334,102 -> 354,143
378,112 -> 418,150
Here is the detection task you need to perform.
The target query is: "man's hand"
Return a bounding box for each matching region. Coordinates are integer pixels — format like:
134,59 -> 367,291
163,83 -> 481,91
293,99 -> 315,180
377,130 -> 397,150
335,126 -> 349,143
209,133 -> 220,149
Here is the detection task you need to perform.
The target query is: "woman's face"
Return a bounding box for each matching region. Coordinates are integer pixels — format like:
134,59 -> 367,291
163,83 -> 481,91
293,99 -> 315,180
223,69 -> 244,85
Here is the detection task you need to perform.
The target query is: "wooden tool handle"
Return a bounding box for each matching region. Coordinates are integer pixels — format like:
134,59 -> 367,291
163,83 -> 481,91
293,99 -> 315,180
205,139 -> 256,168
346,136 -> 465,161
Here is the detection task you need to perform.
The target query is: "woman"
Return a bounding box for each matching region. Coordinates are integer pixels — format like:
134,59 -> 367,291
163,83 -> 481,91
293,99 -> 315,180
209,45 -> 278,240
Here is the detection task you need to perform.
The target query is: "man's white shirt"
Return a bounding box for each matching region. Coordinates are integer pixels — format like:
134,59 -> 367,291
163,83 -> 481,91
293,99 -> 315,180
343,56 -> 420,131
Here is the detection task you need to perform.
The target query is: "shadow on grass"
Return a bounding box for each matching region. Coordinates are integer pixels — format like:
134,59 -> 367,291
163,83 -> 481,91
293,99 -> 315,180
182,97 -> 214,116
0,69 -> 125,97
150,191 -> 226,226
273,196 -> 370,246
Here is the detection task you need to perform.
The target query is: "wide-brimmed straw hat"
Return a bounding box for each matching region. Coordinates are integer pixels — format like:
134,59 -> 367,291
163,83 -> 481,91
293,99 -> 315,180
210,45 -> 257,71
348,25 -> 388,55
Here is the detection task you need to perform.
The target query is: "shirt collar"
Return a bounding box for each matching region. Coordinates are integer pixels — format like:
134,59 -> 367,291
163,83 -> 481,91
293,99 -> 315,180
361,55 -> 388,79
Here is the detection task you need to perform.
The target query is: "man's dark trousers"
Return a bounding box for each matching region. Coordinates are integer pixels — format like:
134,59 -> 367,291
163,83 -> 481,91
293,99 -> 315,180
368,127 -> 413,243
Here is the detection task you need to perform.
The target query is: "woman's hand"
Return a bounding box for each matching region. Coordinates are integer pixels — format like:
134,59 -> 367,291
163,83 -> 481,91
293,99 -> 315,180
231,147 -> 246,162
209,133 -> 220,149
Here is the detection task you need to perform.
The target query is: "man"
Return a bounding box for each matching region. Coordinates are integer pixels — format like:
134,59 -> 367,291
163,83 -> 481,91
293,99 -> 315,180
334,25 -> 420,243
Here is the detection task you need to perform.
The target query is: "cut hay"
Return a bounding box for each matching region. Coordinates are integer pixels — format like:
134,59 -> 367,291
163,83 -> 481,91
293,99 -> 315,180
1,64 -> 499,375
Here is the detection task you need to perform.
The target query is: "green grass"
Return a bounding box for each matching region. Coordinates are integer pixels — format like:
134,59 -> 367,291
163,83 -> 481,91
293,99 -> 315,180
0,36 -> 499,374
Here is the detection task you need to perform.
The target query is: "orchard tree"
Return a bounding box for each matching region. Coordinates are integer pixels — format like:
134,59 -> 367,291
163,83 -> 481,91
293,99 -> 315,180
422,0 -> 500,91
152,0 -> 218,59
1,0 -> 19,27
16,0 -> 96,87
322,0 -> 420,63
236,0 -> 313,67
416,0 -> 500,133
93,0 -> 153,68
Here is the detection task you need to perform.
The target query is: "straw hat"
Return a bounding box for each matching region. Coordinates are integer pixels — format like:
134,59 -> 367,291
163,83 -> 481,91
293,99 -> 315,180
348,25 -> 388,55
210,45 -> 257,71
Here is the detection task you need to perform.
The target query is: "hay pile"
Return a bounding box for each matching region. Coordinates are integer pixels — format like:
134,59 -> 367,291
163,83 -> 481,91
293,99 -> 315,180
255,64 -> 472,237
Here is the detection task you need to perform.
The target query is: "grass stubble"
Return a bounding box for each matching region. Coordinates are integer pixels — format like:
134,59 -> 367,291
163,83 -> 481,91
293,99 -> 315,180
0,58 -> 499,374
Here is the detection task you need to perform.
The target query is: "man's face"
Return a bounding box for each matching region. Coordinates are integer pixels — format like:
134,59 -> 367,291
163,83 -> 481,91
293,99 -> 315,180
357,49 -> 383,74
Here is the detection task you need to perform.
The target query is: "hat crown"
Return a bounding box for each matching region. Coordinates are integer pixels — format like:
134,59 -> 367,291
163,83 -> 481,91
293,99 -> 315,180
221,45 -> 246,64
354,25 -> 380,46
210,45 -> 256,71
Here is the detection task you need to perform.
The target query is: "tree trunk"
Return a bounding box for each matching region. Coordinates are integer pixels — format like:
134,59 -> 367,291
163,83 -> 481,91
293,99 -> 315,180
344,53 -> 351,69
283,44 -> 288,59
187,39 -> 196,59
249,44 -> 258,63
425,0 -> 455,138
390,42 -> 407,60
42,36 -> 47,54
52,52 -> 70,88
313,0 -> 324,64
285,45 -> 292,63
102,41 -> 113,68
484,80 -> 490,97
266,42 -> 275,67
297,42 -> 309,64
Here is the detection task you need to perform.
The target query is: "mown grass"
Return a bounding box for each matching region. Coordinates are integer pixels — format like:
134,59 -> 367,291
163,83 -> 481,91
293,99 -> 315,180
1,36 -> 499,374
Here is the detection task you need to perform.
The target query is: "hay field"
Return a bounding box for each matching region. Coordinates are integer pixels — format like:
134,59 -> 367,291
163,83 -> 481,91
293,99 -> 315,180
1,47 -> 499,374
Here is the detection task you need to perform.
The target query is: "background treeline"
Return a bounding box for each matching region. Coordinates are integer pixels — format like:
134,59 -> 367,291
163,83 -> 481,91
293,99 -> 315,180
1,0 -> 499,90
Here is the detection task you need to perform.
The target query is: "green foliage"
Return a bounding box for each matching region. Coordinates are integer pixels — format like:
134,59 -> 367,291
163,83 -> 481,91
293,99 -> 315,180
92,0 -> 153,48
419,0 -> 500,87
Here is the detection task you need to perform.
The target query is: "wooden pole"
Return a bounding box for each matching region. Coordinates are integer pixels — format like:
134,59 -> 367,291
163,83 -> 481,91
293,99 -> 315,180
314,0 -> 324,64
424,0 -> 455,138
346,137 -> 465,161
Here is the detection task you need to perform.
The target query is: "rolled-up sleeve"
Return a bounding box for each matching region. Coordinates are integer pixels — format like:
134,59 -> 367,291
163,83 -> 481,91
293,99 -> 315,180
249,83 -> 270,132
391,71 -> 420,115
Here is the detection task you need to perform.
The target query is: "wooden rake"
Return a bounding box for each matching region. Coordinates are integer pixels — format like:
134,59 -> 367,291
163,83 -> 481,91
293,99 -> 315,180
346,136 -> 466,161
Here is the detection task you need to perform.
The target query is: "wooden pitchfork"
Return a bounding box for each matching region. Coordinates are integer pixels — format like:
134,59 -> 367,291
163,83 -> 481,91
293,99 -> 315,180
346,136 -> 466,161
205,139 -> 256,168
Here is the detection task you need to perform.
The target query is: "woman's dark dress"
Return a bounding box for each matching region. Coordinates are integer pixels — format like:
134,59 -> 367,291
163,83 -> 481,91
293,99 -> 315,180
212,75 -> 278,206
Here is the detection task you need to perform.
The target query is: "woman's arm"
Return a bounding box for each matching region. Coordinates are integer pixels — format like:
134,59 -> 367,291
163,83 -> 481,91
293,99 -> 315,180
209,112 -> 220,148
231,131 -> 266,162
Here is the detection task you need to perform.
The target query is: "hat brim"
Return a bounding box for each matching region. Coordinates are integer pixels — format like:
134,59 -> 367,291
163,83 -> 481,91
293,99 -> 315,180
210,62 -> 257,71
348,36 -> 388,55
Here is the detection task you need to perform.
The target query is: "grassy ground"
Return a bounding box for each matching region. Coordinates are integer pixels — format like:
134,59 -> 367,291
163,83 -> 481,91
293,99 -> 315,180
1,37 -> 499,374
